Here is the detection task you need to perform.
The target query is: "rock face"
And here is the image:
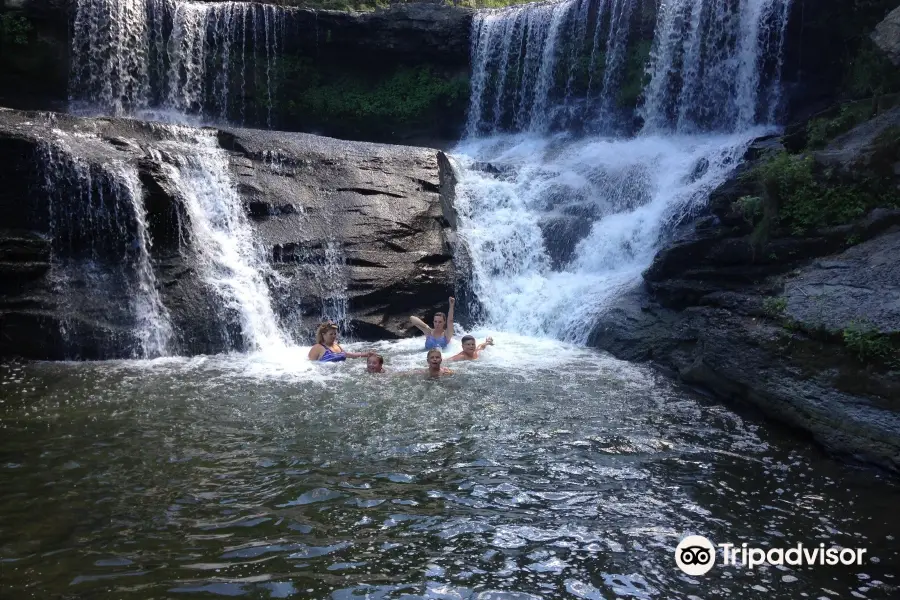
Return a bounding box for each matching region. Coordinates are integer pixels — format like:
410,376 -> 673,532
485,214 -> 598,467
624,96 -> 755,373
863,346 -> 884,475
590,116 -> 900,473
872,5 -> 900,66
0,108 -> 455,359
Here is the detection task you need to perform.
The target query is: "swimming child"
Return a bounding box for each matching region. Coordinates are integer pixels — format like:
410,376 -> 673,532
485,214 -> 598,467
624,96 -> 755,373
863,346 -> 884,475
448,335 -> 494,361
366,354 -> 386,373
307,322 -> 372,362
423,348 -> 453,377
409,296 -> 455,350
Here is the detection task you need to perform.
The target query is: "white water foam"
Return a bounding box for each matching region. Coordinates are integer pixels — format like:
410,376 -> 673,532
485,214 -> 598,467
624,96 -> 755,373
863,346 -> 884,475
153,128 -> 289,351
452,130 -> 766,342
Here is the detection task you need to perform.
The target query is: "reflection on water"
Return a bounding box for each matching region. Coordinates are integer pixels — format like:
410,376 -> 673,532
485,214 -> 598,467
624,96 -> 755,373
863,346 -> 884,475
1,335 -> 898,598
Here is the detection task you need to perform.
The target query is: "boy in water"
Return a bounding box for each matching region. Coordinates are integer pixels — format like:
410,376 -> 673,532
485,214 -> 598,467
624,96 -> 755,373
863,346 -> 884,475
424,348 -> 453,377
366,354 -> 386,374
448,335 -> 494,361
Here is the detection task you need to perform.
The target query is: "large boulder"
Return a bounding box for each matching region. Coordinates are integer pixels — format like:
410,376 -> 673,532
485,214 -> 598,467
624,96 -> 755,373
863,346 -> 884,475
872,5 -> 900,66
0,107 -> 455,359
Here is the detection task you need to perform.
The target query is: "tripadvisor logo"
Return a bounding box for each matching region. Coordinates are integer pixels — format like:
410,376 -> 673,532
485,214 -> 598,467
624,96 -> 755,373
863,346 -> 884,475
675,535 -> 716,575
674,535 -> 869,575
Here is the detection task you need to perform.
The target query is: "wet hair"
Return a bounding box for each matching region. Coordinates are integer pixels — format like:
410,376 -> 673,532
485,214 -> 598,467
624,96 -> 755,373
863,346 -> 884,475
315,322 -> 338,345
434,312 -> 446,322
426,348 -> 442,360
371,354 -> 384,366
461,335 -> 476,344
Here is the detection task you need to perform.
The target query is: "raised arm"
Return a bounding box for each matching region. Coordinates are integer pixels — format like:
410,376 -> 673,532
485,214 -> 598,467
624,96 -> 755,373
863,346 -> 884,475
446,297 -> 455,339
409,316 -> 432,335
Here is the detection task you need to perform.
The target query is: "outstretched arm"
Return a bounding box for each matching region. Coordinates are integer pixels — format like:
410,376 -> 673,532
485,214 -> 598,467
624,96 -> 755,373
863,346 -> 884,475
308,345 -> 324,361
446,297 -> 455,339
345,351 -> 372,359
476,337 -> 494,351
409,316 -> 432,335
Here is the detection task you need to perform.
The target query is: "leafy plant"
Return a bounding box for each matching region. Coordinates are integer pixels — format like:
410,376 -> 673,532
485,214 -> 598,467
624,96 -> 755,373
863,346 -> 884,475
0,13 -> 31,46
763,296 -> 787,318
843,321 -> 896,365
747,150 -> 898,235
735,195 -> 762,225
288,65 -> 468,124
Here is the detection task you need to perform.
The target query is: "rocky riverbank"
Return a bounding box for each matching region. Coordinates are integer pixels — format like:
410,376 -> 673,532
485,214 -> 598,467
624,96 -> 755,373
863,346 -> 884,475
590,104 -> 900,473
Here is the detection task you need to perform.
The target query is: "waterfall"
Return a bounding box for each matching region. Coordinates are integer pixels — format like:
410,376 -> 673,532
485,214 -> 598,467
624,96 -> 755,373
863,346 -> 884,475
466,0 -> 643,136
69,0 -> 285,126
39,136 -> 173,358
640,0 -> 795,133
152,129 -> 290,352
455,0 -> 792,341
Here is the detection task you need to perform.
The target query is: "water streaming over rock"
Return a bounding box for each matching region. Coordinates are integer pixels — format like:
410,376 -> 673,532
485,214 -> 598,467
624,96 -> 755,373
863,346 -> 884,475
456,0 -> 792,341
70,0 -> 285,126
39,135 -> 173,358
151,128 -> 290,351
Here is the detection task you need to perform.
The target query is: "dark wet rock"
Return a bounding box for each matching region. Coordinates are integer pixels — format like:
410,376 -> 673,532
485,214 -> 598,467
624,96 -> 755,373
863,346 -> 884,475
783,231 -> 900,335
0,108 -> 454,358
219,126 -> 455,339
814,107 -> 900,173
872,5 -> 900,66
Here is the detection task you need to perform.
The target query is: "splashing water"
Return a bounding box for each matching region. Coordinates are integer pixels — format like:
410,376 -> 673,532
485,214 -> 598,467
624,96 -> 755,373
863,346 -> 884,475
152,128 -> 290,351
455,0 -> 791,341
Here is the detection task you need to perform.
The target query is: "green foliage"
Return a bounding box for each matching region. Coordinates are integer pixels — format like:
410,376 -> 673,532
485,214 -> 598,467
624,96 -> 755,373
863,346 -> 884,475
285,62 -> 468,125
0,13 -> 32,46
749,151 -> 899,234
735,195 -> 763,225
807,102 -> 877,149
763,296 -> 787,318
842,321 -> 896,365
845,40 -> 900,99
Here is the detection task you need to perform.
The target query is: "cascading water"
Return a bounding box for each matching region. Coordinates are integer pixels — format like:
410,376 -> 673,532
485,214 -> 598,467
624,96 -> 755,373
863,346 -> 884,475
39,135 -> 173,358
640,0 -> 794,132
69,0 -> 285,126
65,0 -> 295,355
455,0 -> 792,342
152,128 -> 290,352
466,0 -> 642,137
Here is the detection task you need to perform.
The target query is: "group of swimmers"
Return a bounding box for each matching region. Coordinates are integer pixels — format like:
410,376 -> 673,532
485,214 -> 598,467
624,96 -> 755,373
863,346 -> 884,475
306,296 -> 494,377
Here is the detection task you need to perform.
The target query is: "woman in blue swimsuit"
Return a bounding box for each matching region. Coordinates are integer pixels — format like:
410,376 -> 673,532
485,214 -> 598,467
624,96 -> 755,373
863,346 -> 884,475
409,296 -> 455,350
307,322 -> 372,362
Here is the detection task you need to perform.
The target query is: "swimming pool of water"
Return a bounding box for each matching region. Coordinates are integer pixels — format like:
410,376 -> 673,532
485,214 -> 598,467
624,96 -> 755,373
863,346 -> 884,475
1,334 -> 898,598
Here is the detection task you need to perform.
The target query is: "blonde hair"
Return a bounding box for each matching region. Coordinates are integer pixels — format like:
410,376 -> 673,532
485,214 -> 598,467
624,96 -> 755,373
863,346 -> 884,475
426,348 -> 442,360
315,322 -> 338,345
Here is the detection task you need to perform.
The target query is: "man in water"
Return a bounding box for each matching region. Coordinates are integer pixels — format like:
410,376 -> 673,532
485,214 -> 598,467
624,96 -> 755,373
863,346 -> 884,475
366,354 -> 386,374
448,335 -> 494,361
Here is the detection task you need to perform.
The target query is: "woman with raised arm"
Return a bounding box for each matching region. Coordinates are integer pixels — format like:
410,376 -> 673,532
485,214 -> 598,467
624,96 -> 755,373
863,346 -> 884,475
307,322 -> 372,362
409,297 -> 455,350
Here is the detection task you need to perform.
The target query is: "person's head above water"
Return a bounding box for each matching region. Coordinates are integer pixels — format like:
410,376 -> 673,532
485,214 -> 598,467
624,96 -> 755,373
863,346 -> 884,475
367,354 -> 385,373
432,312 -> 446,332
315,322 -> 339,346
426,348 -> 442,367
461,335 -> 477,356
